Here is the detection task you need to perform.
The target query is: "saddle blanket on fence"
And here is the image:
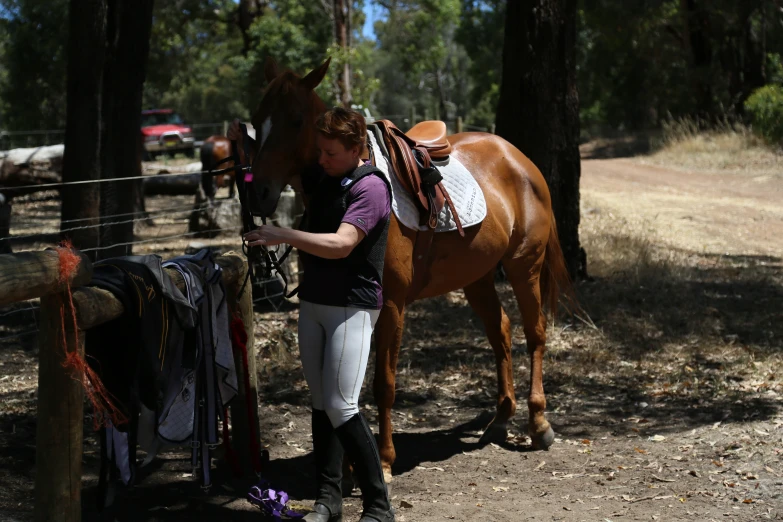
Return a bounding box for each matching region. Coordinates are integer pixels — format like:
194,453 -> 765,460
367,128 -> 487,233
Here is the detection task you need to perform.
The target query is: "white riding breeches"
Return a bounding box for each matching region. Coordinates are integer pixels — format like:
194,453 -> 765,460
298,300 -> 380,428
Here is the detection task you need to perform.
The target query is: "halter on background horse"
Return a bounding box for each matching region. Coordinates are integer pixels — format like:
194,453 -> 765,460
241,56 -> 574,484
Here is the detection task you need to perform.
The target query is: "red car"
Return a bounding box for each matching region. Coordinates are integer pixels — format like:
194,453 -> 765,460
141,109 -> 195,159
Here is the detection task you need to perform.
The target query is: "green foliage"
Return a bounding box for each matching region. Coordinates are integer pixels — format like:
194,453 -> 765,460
372,0 -> 465,123
577,0 -> 783,131
744,85 -> 783,144
236,1 -> 378,114
2,0 -> 781,137
0,0 -> 69,130
768,53 -> 783,85
321,41 -> 381,110
240,0 -> 332,99
455,0 -> 504,127
144,0 -> 247,122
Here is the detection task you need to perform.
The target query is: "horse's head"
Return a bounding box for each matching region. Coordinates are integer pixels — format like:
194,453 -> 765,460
246,56 -> 330,218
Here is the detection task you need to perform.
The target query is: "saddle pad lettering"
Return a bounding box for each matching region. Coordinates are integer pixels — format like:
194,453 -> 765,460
368,131 -> 486,233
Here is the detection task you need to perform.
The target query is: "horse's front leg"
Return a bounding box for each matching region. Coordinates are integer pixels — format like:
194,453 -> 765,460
373,295 -> 405,484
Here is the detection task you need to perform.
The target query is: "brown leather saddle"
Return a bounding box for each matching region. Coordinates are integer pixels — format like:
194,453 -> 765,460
372,119 -> 465,303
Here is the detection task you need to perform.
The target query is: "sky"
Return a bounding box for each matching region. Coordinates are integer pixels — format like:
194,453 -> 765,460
361,2 -> 384,40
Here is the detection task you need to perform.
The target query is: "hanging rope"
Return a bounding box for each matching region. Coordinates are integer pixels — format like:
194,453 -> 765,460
55,240 -> 127,430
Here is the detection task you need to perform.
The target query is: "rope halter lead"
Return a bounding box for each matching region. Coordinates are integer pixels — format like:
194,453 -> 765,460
205,123 -> 296,301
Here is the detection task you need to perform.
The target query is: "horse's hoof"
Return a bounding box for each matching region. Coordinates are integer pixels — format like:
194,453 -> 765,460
382,467 -> 393,485
530,426 -> 555,450
479,421 -> 508,445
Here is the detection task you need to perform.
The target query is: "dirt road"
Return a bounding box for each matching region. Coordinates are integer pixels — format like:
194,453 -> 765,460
581,159 -> 783,258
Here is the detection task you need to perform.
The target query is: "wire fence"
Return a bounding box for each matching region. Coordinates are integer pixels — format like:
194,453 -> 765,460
0,129 -> 66,150
1,170 -> 305,347
0,112 -> 498,345
0,123 -> 225,151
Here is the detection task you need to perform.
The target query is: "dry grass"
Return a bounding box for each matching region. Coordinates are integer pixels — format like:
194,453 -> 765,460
640,118 -> 783,176
568,193 -> 782,388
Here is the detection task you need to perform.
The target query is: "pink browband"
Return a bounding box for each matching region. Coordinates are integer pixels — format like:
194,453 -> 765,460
244,173 -> 254,183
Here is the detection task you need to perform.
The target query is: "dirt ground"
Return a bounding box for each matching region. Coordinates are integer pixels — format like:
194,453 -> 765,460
1,141 -> 782,521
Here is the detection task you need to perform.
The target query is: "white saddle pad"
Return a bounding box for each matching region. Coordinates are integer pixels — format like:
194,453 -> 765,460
367,131 -> 486,233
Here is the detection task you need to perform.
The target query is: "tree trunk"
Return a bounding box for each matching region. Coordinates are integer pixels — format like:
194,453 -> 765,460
739,1 -> 766,110
495,0 -> 582,279
60,0 -> 107,259
0,194 -> 11,255
334,0 -> 352,108
238,0 -> 266,56
98,0 -> 154,260
681,0 -> 714,118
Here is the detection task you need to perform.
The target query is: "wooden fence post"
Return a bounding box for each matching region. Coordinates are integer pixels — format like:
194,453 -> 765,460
222,252 -> 261,476
0,249 -> 92,307
34,293 -> 84,522
456,116 -> 464,134
490,123 -> 496,135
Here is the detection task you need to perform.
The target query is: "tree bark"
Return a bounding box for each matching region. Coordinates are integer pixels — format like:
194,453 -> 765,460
681,0 -> 714,118
237,0 -> 267,56
334,0 -> 353,107
495,0 -> 582,279
0,195 -> 11,255
60,0 -> 107,258
98,0 -> 154,260
739,1 -> 766,110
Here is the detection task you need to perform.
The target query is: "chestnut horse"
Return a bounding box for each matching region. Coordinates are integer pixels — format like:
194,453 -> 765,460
200,135 -> 236,199
245,57 -> 572,483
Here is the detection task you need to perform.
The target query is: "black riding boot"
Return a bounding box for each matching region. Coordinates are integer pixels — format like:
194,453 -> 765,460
304,409 -> 344,522
335,413 -> 394,522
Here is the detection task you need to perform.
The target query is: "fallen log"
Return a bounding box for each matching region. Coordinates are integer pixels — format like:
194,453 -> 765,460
0,145 -> 63,197
142,172 -> 201,195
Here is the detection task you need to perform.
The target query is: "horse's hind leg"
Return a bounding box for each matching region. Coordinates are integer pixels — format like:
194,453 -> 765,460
463,271 -> 517,445
501,252 -> 555,450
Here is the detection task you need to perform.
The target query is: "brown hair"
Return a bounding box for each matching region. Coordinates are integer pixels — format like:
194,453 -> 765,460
315,107 -> 367,151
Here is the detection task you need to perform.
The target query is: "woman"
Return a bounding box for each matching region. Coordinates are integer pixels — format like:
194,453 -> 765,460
236,108 -> 394,522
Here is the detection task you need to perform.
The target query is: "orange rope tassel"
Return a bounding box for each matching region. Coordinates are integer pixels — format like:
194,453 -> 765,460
56,240 -> 127,430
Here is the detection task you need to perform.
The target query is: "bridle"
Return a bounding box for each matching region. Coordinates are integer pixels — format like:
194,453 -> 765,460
204,123 -> 297,301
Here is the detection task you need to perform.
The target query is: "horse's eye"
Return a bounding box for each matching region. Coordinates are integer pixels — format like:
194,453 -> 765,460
292,117 -> 304,129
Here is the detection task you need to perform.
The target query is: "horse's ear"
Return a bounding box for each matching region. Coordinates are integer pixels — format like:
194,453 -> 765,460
301,57 -> 331,91
264,56 -> 279,83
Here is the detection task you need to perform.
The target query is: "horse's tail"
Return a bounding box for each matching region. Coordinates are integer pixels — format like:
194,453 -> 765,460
200,140 -> 217,197
200,140 -> 216,171
540,212 -> 580,319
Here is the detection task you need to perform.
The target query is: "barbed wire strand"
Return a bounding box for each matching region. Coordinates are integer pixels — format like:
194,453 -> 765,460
80,226 -> 244,253
4,168 -> 232,193
9,202 -> 223,230
1,203 -> 244,243
0,305 -> 40,319
0,329 -> 39,343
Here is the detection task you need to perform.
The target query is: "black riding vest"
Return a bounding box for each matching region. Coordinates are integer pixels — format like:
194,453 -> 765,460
298,164 -> 391,309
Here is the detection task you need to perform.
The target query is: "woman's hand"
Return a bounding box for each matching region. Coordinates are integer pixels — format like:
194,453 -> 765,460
244,224 -> 289,248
